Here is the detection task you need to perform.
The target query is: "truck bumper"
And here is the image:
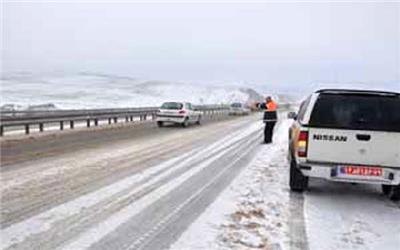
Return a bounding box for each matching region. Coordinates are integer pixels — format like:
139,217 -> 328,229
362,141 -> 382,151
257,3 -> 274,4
299,163 -> 400,185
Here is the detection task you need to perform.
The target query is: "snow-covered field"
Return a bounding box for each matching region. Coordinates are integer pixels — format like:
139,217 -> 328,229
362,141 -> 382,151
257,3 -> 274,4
170,119 -> 400,250
1,72 -> 265,110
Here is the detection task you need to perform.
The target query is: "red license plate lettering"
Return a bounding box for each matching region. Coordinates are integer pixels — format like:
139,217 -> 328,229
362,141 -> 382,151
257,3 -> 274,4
341,166 -> 382,176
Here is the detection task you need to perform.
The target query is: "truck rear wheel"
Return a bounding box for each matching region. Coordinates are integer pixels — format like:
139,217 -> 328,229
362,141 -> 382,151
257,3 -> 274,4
290,160 -> 309,192
382,184 -> 391,195
388,185 -> 400,201
157,121 -> 163,127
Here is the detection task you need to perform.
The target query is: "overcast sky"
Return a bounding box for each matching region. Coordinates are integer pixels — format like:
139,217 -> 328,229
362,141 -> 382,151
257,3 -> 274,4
2,1 -> 399,89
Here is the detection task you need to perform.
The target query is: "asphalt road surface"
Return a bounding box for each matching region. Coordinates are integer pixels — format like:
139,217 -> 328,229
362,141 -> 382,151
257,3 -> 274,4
0,113 -> 266,250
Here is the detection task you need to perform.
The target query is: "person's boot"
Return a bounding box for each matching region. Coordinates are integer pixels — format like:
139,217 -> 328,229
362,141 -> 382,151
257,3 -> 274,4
264,138 -> 272,144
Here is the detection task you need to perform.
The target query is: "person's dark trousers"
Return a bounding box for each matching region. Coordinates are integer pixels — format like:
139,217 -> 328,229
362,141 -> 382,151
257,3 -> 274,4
264,121 -> 276,143
263,111 -> 277,143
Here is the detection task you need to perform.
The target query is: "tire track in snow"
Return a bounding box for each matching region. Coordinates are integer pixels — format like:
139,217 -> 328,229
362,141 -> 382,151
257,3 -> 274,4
58,122 -> 264,250
127,131 -> 262,250
1,118 -> 254,228
32,130 -> 261,250
288,192 -> 309,250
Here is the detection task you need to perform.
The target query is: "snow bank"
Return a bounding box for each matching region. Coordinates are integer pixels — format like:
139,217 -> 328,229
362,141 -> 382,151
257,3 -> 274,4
305,180 -> 400,250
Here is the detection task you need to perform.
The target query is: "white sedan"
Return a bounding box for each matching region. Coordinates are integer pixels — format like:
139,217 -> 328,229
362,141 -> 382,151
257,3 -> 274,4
156,102 -> 202,127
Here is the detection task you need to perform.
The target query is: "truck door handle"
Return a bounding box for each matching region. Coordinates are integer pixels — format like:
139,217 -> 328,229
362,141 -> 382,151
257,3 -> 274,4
356,134 -> 371,141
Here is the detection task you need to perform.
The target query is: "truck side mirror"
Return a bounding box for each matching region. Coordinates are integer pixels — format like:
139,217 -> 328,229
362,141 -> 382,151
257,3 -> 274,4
287,111 -> 297,120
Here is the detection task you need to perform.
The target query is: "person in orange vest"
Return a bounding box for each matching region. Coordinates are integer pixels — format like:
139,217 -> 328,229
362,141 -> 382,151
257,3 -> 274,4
256,96 -> 278,143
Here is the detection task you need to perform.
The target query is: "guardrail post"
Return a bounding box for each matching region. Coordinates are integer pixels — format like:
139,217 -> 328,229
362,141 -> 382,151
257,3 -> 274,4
86,119 -> 90,127
94,119 -> 98,126
70,121 -> 74,129
108,118 -> 112,124
114,117 -> 118,123
125,116 -> 129,122
25,124 -> 30,134
39,123 -> 44,132
130,116 -> 133,121
144,115 -> 147,120
60,121 -> 64,130
0,125 -> 3,136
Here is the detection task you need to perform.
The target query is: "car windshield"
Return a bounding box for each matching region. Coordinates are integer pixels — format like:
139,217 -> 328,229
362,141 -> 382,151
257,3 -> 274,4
309,93 -> 400,132
231,103 -> 242,108
161,102 -> 183,110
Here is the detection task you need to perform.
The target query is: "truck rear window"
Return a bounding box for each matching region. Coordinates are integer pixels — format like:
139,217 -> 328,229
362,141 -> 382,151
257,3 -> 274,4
309,93 -> 400,132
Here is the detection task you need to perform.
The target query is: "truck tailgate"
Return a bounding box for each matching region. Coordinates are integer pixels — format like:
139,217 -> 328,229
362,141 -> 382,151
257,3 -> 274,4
307,128 -> 400,167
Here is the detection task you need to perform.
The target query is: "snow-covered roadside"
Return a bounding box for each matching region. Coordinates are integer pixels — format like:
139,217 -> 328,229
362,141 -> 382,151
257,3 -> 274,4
170,119 -> 294,250
305,179 -> 400,250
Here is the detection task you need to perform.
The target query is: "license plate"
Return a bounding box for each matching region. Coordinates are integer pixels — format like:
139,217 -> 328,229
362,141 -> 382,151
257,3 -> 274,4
339,166 -> 382,177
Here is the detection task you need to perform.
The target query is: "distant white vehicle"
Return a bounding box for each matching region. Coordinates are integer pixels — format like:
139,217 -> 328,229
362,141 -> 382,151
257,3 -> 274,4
229,102 -> 250,116
156,102 -> 202,127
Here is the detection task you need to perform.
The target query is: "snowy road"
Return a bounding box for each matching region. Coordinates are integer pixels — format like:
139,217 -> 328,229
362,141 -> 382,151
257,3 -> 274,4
171,119 -> 400,250
1,114 -> 266,250
1,114 -> 399,250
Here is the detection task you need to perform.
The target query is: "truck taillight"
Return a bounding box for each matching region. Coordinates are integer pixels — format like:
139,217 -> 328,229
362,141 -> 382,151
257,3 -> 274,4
297,131 -> 308,157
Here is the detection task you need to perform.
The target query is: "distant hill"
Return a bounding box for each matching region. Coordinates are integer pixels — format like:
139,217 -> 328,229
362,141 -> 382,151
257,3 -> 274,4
1,72 -> 265,110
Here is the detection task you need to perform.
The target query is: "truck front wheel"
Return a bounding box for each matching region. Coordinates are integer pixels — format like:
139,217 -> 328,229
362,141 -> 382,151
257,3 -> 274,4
182,118 -> 189,127
290,160 -> 309,192
196,115 -> 201,125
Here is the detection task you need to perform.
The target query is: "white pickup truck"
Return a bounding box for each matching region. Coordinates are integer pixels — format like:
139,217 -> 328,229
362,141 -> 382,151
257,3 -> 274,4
288,89 -> 400,200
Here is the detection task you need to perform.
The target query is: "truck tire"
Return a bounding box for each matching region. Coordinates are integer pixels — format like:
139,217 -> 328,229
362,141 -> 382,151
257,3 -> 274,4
290,160 -> 309,192
382,184 -> 391,195
388,185 -> 400,201
196,115 -> 201,125
182,118 -> 189,128
157,121 -> 163,127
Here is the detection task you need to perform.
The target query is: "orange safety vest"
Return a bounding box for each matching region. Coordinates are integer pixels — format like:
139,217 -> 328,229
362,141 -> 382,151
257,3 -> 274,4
266,100 -> 278,112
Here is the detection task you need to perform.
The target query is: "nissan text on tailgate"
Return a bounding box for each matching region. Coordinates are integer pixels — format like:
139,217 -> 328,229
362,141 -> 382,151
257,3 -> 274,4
287,89 -> 400,200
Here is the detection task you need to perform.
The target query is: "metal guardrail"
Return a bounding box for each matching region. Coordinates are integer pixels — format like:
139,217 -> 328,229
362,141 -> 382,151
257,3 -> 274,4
0,105 -> 230,136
